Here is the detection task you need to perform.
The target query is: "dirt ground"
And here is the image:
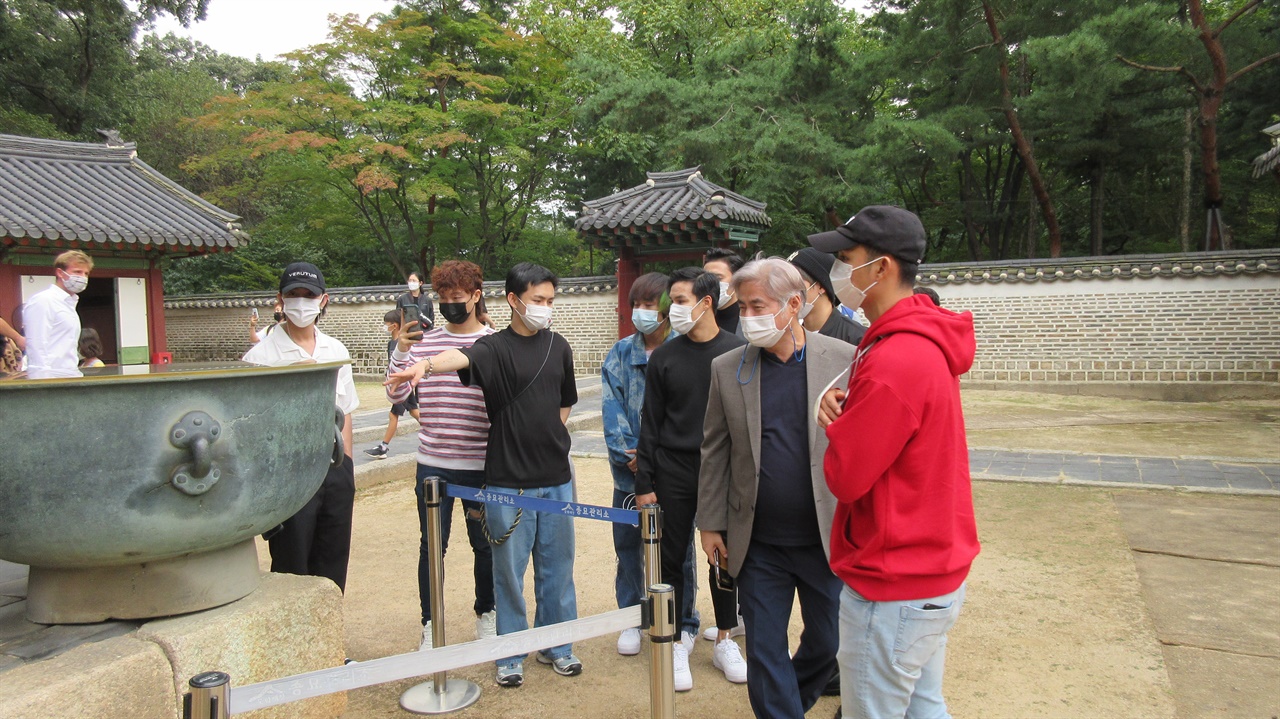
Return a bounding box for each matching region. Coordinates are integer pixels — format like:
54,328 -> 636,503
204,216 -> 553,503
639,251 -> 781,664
330,456 -> 1176,719
960,391 -> 1280,460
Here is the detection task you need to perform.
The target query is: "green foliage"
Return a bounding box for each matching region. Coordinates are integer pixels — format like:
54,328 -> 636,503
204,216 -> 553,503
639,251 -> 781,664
1,0 -> 1276,299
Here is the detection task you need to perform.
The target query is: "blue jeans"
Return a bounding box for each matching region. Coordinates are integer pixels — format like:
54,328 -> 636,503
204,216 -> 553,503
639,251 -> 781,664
415,465 -> 493,623
610,464 -> 701,636
485,482 -> 578,670
737,540 -> 842,719
838,583 -> 966,719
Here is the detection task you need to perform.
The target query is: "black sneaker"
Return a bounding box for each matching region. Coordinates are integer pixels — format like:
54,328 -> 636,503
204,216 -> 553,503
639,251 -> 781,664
363,443 -> 388,459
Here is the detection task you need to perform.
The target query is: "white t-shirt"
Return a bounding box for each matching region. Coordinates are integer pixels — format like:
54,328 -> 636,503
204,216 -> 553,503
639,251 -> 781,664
24,284 -> 81,378
242,325 -> 359,416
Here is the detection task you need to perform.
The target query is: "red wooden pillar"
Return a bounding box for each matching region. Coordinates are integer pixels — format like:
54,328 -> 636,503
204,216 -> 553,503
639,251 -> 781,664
0,258 -> 20,326
147,259 -> 168,355
616,245 -> 640,338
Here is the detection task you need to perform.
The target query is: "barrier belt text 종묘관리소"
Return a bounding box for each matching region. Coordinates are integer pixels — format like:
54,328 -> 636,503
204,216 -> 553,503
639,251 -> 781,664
444,483 -> 640,525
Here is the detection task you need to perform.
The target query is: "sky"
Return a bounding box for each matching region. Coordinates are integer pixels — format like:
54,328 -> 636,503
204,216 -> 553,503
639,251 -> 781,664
147,0 -> 876,61
148,0 -> 394,61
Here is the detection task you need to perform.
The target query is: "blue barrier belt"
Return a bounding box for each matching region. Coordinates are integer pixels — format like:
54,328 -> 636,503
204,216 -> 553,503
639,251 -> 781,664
444,483 -> 640,526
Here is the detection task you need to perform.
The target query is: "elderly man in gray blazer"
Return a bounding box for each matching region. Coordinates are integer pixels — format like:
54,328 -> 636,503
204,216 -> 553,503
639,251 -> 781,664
698,257 -> 856,719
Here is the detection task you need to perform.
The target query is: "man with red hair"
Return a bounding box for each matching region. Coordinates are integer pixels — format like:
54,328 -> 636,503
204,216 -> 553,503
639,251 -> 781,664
387,260 -> 497,651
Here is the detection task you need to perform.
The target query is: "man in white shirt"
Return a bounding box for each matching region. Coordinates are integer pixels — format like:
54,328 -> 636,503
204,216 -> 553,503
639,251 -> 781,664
243,262 -> 359,593
24,250 -> 92,378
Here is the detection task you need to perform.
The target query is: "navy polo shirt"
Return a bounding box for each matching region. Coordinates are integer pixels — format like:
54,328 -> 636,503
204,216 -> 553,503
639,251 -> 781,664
753,349 -> 821,546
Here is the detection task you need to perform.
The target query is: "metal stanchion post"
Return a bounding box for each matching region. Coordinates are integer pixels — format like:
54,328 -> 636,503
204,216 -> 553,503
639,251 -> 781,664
647,583 -> 676,719
183,671 -> 230,719
640,503 -> 674,719
640,503 -> 662,592
401,477 -> 482,715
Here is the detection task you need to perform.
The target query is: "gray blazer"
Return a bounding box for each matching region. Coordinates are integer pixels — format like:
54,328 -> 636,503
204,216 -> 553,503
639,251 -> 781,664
697,330 -> 857,577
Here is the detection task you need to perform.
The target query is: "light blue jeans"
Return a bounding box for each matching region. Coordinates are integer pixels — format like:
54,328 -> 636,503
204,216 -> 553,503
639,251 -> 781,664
838,583 -> 966,719
610,463 -> 701,636
485,482 -> 578,670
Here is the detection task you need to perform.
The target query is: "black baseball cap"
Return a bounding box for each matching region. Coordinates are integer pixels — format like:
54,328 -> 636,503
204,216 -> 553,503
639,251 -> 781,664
807,205 -> 926,264
279,262 -> 326,295
787,247 -> 843,307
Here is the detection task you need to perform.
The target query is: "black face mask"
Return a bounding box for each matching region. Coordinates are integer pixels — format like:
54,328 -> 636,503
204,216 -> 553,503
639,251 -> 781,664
272,311 -> 284,323
439,301 -> 472,325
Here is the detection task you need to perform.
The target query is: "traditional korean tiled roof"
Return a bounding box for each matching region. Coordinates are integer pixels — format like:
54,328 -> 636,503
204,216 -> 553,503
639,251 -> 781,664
916,249 -> 1279,285
164,276 -> 618,308
574,167 -> 771,232
0,133 -> 246,254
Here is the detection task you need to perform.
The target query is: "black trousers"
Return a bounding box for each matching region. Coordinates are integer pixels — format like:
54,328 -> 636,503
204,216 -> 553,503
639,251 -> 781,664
268,455 -> 355,593
654,455 -> 738,633
737,540 -> 842,718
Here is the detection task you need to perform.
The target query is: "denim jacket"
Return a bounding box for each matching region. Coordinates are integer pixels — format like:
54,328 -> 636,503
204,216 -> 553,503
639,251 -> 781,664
601,332 -> 668,475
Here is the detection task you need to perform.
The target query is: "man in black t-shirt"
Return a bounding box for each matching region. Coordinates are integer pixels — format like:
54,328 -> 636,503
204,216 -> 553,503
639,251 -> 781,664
704,247 -> 745,335
635,267 -> 747,692
789,247 -> 866,348
386,262 -> 580,690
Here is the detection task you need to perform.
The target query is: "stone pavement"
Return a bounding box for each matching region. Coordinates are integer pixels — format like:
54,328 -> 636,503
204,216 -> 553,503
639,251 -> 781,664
565,436 -> 1280,494
1111,492 -> 1280,718
970,449 -> 1279,493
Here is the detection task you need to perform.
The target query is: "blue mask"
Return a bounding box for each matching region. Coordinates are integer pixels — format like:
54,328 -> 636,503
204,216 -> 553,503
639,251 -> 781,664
632,308 -> 664,335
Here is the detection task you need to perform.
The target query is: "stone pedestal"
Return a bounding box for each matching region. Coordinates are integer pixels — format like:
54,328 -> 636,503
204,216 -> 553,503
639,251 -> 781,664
0,572 -> 346,719
27,539 -> 261,624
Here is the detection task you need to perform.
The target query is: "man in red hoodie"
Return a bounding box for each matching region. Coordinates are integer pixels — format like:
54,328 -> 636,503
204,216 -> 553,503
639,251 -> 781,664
810,206 -> 979,719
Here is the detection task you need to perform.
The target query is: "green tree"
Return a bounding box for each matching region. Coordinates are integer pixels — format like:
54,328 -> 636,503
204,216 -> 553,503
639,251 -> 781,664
185,3 -> 583,283
0,0 -> 208,137
1118,0 -> 1280,249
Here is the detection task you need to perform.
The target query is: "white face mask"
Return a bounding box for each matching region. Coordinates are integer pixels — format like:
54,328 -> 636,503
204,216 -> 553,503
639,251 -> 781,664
797,281 -> 818,321
740,303 -> 794,348
631,308 -> 664,335
830,257 -> 883,310
283,296 -> 323,328
717,281 -> 735,309
515,297 -> 552,331
61,272 -> 88,294
668,300 -> 706,335
407,281 -> 421,292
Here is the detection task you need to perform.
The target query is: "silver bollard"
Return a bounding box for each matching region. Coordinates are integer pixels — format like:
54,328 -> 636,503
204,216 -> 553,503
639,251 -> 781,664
400,477 -> 482,715
183,671 -> 230,719
640,503 -> 662,590
647,583 -> 677,719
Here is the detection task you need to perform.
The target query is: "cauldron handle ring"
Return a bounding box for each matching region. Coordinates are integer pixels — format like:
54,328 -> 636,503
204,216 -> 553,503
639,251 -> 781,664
188,435 -> 212,477
331,405 -> 345,466
170,411 -> 222,496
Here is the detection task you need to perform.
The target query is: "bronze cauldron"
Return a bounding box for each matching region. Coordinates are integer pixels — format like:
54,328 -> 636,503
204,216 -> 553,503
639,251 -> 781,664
0,361 -> 344,623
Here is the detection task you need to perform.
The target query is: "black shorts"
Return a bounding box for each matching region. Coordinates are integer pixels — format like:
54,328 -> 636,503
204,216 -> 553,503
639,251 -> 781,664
390,390 -> 419,417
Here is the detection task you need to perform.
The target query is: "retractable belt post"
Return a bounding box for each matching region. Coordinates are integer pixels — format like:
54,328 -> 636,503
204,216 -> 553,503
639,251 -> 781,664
640,503 -> 675,719
183,671 -> 230,719
400,476 -> 482,715
640,503 -> 662,590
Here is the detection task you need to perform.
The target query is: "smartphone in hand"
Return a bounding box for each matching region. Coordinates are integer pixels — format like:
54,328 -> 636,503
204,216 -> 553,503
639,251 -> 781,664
401,303 -> 423,340
713,548 -> 735,592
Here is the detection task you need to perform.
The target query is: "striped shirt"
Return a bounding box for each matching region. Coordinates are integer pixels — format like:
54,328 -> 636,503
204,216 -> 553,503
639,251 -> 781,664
387,326 -> 495,471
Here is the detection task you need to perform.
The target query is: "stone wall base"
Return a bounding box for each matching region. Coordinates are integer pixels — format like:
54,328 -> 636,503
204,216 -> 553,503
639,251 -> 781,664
0,572 -> 346,719
963,380 -> 1280,402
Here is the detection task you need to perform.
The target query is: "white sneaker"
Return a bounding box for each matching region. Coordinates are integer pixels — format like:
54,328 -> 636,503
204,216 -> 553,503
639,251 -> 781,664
712,638 -> 748,684
419,621 -> 433,651
681,630 -> 696,657
672,643 -> 693,692
617,628 -> 642,656
702,618 -> 746,641
476,610 -> 497,640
